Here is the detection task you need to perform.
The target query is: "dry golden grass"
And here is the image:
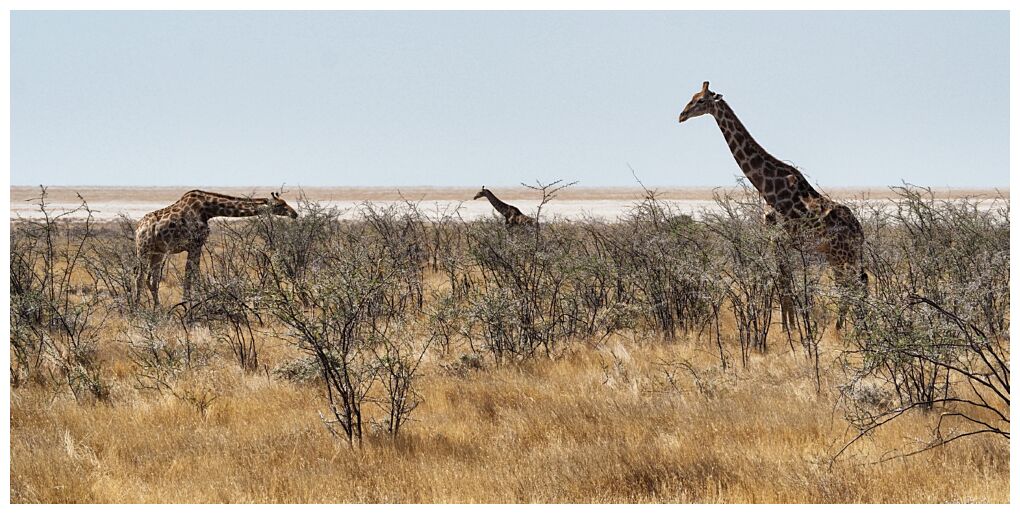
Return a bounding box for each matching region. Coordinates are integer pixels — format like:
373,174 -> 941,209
10,298 -> 1009,503
10,214 -> 1011,503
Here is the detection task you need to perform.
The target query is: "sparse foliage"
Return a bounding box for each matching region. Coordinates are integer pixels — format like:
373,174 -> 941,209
8,184 -> 1008,463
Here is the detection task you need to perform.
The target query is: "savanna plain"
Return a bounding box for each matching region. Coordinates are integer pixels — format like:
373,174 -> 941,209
9,186 -> 1010,503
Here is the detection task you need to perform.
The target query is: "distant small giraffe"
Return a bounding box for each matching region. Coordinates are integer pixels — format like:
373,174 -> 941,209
678,81 -> 866,329
473,187 -> 536,226
134,190 -> 298,307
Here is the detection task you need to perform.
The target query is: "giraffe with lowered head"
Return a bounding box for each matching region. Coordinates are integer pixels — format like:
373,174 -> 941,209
134,190 -> 299,308
473,187 -> 536,226
678,81 -> 866,329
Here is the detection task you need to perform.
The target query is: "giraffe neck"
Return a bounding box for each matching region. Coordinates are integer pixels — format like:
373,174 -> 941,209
711,99 -> 820,216
194,194 -> 271,222
482,190 -> 513,217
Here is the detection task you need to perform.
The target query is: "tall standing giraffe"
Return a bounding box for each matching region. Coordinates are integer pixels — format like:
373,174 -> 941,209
134,190 -> 299,308
473,187 -> 536,226
678,81 -> 866,329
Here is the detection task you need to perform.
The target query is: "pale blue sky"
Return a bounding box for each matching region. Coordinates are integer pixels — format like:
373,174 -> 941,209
11,11 -> 1009,188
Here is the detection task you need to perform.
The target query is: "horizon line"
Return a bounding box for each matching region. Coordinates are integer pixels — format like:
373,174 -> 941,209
10,184 -> 1010,190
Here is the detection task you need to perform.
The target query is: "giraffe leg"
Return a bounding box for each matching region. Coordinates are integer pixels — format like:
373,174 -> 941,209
780,291 -> 795,333
776,253 -> 796,335
847,266 -> 869,328
183,248 -> 201,304
834,264 -> 853,331
134,253 -> 148,308
147,254 -> 164,308
767,213 -> 797,338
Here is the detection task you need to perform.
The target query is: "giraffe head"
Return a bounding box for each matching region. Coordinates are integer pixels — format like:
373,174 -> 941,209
678,81 -> 723,124
268,192 -> 299,218
473,187 -> 489,200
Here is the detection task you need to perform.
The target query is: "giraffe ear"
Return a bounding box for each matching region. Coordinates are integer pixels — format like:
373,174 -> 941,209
702,81 -> 710,94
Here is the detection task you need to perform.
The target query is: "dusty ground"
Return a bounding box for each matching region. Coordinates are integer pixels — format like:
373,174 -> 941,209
9,186 -> 1007,222
10,185 -> 1007,204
